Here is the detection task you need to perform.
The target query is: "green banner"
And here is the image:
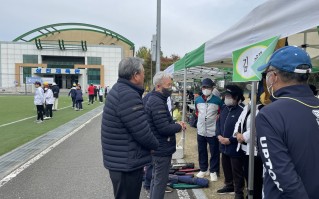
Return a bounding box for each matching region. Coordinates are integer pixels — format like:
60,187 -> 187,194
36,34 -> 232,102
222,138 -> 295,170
232,36 -> 279,82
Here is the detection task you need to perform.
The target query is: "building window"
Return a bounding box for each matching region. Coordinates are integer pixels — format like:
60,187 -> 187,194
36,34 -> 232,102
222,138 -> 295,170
23,55 -> 38,64
87,57 -> 102,65
23,67 -> 32,83
87,69 -> 100,85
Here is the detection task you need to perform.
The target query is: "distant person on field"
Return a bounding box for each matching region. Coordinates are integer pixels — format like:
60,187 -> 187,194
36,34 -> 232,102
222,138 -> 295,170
43,82 -> 54,120
98,86 -> 104,103
101,57 -> 159,199
75,85 -> 83,111
51,82 -> 60,111
68,84 -> 77,109
34,81 -> 44,123
94,85 -> 99,101
88,83 -> 95,105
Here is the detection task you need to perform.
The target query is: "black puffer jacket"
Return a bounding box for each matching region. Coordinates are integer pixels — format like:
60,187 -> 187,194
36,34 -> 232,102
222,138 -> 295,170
145,91 -> 182,157
101,78 -> 159,172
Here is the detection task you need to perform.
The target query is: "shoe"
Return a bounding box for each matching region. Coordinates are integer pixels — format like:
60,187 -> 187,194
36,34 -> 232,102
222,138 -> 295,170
36,120 -> 43,124
165,186 -> 174,193
75,109 -> 79,111
217,186 -> 235,194
210,172 -> 218,181
196,170 -> 209,178
43,117 -> 50,120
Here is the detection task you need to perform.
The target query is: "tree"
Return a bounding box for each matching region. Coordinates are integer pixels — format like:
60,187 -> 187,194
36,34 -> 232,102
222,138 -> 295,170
136,47 -> 180,90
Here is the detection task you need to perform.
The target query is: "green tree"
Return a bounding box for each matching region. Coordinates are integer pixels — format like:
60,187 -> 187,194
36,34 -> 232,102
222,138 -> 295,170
136,47 -> 180,90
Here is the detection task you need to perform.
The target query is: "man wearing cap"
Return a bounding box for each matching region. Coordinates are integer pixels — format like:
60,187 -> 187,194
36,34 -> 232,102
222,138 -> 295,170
256,46 -> 319,198
195,78 -> 223,181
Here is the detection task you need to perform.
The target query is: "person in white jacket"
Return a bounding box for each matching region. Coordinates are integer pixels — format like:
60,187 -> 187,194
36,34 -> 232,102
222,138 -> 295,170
34,81 -> 45,123
43,82 -> 54,120
233,100 -> 263,199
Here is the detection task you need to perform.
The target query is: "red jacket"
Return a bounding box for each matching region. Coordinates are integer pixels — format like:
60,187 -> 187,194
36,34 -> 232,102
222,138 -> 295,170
88,85 -> 95,95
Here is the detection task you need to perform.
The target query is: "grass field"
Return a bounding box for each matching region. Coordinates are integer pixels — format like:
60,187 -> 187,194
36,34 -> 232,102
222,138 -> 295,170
0,93 -> 103,156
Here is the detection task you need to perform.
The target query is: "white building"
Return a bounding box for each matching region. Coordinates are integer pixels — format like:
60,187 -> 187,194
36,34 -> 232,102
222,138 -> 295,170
0,23 -> 135,91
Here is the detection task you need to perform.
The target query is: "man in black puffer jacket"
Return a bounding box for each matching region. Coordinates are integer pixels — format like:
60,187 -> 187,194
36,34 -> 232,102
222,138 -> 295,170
101,57 -> 159,199
145,71 -> 186,199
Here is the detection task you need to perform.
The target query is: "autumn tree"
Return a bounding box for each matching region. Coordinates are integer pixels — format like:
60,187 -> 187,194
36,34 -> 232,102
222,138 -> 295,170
136,46 -> 180,90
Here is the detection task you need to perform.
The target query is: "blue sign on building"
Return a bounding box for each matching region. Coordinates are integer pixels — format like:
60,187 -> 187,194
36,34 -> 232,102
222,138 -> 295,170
65,69 -> 70,74
46,68 -> 51,73
35,68 -> 41,73
56,68 -> 61,74
75,69 -> 80,74
26,77 -> 42,84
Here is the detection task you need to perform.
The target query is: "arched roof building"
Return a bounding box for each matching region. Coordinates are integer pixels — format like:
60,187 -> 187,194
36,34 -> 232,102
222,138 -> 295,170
0,23 -> 134,90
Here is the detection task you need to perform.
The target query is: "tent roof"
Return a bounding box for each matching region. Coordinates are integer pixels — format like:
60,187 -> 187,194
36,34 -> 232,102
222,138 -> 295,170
168,0 -> 319,76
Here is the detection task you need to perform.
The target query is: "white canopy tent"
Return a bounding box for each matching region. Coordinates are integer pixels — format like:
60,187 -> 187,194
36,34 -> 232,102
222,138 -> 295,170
168,1 -> 319,196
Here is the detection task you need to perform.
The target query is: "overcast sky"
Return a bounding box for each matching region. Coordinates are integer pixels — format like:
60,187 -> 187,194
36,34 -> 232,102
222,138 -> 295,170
0,0 -> 266,57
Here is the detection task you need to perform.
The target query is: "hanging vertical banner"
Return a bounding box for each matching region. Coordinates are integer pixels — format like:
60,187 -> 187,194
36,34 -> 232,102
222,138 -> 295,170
232,36 -> 279,82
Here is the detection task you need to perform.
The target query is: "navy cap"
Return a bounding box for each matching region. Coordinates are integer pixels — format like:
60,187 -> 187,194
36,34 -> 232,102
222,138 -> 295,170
224,85 -> 245,101
257,46 -> 312,73
201,78 -> 215,87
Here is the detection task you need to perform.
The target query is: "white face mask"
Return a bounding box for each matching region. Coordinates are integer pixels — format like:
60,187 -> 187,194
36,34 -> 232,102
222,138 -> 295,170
266,73 -> 275,96
202,89 -> 212,96
224,98 -> 235,106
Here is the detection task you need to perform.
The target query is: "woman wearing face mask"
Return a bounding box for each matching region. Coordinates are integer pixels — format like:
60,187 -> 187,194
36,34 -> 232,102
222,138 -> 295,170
195,78 -> 223,182
216,85 -> 245,199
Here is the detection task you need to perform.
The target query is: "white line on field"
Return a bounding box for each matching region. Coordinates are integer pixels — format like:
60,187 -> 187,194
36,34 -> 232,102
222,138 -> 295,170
0,111 -> 103,188
0,106 -> 71,128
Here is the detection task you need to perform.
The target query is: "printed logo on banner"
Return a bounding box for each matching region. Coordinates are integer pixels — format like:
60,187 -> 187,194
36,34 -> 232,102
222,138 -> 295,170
46,68 -> 51,74
232,36 -> 279,82
65,69 -> 71,74
56,68 -> 61,74
75,69 -> 80,74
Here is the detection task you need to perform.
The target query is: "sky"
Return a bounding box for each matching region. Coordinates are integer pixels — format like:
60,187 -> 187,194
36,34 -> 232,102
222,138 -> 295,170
0,0 -> 267,57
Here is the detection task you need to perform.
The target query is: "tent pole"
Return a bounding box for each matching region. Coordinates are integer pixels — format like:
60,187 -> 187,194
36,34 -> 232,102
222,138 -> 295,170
181,69 -> 187,156
248,81 -> 257,199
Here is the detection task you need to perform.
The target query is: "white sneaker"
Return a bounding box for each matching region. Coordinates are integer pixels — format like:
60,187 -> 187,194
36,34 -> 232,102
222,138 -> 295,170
196,170 -> 209,178
36,120 -> 43,123
43,117 -> 49,120
210,172 -> 218,181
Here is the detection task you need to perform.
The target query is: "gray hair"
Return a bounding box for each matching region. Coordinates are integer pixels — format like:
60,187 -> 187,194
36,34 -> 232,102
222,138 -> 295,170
271,65 -> 309,84
153,71 -> 173,86
118,57 -> 144,80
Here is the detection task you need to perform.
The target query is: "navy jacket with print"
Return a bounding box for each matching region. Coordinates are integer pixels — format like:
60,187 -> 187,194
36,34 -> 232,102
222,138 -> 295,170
256,84 -> 319,199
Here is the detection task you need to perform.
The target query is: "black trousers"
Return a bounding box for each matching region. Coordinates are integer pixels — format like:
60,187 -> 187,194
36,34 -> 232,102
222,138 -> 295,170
109,168 -> 143,199
222,153 -> 245,195
45,104 -> 53,117
36,105 -> 44,120
89,95 -> 94,104
243,155 -> 263,199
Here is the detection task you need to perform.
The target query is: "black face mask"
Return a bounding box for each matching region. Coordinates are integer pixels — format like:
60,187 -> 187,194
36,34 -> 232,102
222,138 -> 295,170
162,87 -> 173,97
